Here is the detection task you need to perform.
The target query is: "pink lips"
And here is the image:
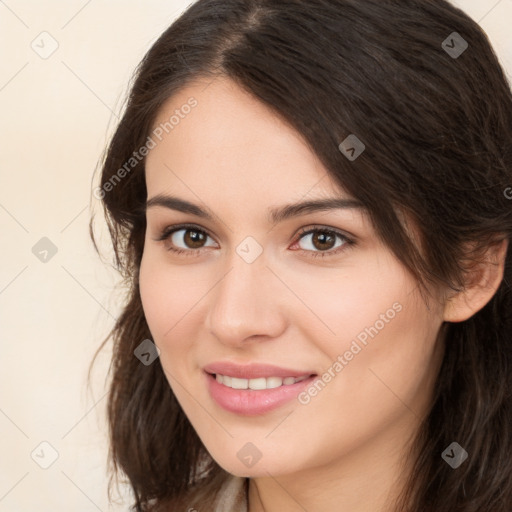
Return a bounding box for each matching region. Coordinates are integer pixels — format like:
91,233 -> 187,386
203,361 -> 317,416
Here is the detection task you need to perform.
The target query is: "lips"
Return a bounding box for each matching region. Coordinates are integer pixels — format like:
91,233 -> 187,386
205,371 -> 317,415
203,361 -> 315,380
203,361 -> 318,415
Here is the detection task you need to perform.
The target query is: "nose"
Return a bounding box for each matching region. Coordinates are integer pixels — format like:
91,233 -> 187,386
204,248 -> 287,347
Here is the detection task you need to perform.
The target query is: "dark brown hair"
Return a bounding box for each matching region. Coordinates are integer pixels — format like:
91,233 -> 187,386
89,0 -> 512,510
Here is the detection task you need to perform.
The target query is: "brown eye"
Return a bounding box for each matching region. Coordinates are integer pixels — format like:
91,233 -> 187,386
182,229 -> 208,248
297,229 -> 346,252
157,225 -> 217,255
310,231 -> 337,251
292,226 -> 354,259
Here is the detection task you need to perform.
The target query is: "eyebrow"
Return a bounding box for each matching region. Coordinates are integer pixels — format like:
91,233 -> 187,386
145,194 -> 365,225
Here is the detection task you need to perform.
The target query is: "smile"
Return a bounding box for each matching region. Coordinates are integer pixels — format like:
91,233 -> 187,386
204,371 -> 317,416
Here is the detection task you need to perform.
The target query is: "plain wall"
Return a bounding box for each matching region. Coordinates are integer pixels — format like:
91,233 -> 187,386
0,1 -> 511,510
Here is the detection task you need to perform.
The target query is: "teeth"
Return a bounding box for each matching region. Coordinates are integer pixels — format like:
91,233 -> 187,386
249,378 -> 266,390
231,377 -> 248,389
266,377 -> 283,389
214,373 -> 310,390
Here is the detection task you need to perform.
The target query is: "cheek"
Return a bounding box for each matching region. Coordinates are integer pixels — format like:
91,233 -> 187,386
139,251 -> 197,335
275,254 -> 405,357
293,255 -> 440,415
139,254 -> 168,335
139,251 -> 211,380
306,283 -> 441,435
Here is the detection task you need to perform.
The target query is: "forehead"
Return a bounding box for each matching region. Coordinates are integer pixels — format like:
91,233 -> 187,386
144,77 -> 346,202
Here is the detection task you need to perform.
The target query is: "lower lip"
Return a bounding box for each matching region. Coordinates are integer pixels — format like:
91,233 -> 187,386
205,372 -> 317,416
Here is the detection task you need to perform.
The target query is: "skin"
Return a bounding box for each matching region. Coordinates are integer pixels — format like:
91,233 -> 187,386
139,76 -> 507,511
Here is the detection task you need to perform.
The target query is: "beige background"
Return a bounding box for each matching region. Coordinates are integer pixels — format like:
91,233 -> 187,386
0,1 -> 511,510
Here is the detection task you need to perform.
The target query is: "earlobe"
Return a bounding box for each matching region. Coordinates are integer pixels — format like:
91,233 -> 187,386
443,238 -> 509,323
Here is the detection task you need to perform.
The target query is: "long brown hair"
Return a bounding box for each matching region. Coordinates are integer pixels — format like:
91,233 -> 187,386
89,0 -> 512,510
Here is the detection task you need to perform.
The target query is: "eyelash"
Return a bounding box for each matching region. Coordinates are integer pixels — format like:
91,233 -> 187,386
153,223 -> 355,259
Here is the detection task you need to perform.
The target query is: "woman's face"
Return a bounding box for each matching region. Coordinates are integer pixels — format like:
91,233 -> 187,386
139,76 -> 446,478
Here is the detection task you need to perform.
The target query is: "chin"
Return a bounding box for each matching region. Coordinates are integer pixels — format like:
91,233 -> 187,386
207,448 -> 301,478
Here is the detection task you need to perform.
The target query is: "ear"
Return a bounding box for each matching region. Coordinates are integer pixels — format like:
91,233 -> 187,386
443,238 -> 509,323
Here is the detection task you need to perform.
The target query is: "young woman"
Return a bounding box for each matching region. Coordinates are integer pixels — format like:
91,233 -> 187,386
90,0 -> 512,510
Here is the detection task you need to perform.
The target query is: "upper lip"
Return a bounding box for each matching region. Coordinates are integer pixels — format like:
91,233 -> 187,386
203,361 -> 316,379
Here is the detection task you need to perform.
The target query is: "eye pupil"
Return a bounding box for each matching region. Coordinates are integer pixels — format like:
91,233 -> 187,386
184,229 -> 206,248
313,231 -> 336,251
